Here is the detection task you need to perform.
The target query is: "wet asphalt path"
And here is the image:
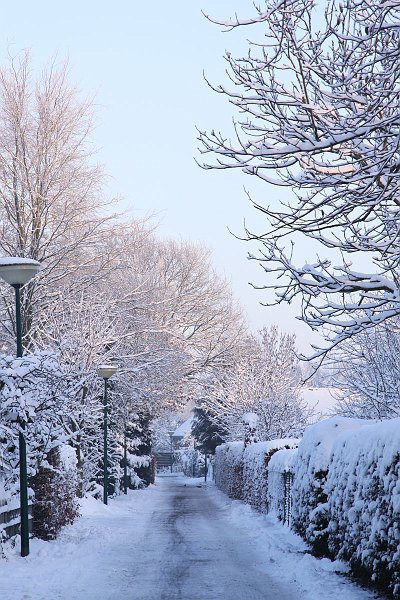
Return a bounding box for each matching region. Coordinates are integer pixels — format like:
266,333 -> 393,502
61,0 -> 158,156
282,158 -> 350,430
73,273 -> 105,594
132,477 -> 295,600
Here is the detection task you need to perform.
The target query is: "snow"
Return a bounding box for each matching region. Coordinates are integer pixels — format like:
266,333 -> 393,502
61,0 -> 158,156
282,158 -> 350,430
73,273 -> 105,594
59,445 -> 77,471
242,411 -> 259,427
291,416 -> 373,538
172,415 -> 193,438
295,416 -> 372,474
0,480 -> 7,503
0,257 -> 40,266
301,387 -> 339,420
324,418 -> 400,594
289,417 -> 400,595
268,447 -> 298,473
0,477 -> 382,599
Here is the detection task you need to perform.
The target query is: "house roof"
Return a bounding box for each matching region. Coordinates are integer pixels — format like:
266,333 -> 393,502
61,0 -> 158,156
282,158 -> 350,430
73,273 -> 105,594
173,416 -> 193,438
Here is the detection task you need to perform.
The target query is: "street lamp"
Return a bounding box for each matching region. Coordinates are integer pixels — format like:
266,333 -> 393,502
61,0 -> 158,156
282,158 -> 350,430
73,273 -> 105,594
0,257 -> 41,557
167,430 -> 174,474
123,408 -> 128,495
97,364 -> 118,505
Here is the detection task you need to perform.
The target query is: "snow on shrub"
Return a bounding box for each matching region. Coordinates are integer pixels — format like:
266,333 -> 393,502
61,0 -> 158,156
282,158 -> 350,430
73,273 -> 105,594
242,439 -> 298,511
216,415 -> 400,598
215,442 -> 244,500
267,447 -> 298,522
0,352 -> 82,541
0,480 -> 12,543
325,418 -> 400,597
127,454 -> 152,489
291,416 -> 371,556
215,438 -> 298,507
31,444 -> 80,540
0,352 -> 71,488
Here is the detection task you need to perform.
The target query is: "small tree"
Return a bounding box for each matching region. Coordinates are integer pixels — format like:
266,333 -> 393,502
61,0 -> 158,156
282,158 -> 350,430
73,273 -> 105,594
191,407 -> 226,454
31,445 -> 79,540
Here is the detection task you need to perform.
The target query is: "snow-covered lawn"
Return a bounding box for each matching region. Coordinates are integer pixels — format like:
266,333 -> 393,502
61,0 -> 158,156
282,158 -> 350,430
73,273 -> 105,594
0,477 -> 383,600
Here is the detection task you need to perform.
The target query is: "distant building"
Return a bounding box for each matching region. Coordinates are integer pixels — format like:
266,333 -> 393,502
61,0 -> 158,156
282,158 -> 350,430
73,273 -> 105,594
172,416 -> 194,443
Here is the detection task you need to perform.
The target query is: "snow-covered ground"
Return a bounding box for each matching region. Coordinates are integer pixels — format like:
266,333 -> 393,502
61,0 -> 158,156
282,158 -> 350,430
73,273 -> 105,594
0,476 -> 384,600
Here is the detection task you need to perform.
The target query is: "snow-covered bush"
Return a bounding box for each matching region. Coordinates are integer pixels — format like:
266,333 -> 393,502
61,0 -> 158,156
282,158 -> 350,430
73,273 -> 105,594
126,454 -> 151,489
291,417 -> 370,556
215,442 -> 244,500
267,447 -> 298,523
31,445 -> 80,540
0,352 -> 72,491
175,447 -> 206,478
0,480 -> 12,543
123,413 -> 153,488
324,419 -> 400,597
215,438 -> 298,508
242,439 -> 298,512
216,414 -> 400,598
0,352 -> 82,540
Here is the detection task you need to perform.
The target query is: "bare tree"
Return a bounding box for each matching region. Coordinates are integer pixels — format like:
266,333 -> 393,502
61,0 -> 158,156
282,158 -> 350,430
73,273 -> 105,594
27,224 -> 248,492
331,320 -> 400,419
0,53 -> 251,497
198,0 -> 400,358
202,326 -> 311,441
0,52 -> 120,349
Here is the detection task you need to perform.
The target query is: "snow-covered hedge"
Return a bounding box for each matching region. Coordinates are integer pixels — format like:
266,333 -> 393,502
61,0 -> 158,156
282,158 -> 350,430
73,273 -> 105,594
291,417 -> 400,598
215,439 -> 298,507
324,419 -> 400,597
291,417 -> 370,555
215,442 -> 244,500
242,439 -> 298,511
267,447 -> 298,522
31,444 -> 80,540
216,416 -> 400,598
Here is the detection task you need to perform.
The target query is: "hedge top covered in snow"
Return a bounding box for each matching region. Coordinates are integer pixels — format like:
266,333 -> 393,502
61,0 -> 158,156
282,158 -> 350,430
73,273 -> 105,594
0,257 -> 40,266
243,438 -> 299,460
296,416 -> 375,474
268,448 -> 298,473
327,416 -> 400,515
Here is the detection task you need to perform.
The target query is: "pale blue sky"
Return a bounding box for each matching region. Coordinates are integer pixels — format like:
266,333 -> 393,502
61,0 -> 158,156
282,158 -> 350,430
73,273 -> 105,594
1,1 -> 322,352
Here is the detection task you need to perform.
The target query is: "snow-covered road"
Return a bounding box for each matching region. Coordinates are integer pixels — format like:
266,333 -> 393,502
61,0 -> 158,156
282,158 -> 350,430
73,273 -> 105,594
0,476 -> 384,600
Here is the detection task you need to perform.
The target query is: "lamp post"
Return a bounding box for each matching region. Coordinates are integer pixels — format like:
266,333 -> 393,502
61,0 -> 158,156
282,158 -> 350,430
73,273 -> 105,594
123,417 -> 128,495
167,430 -> 174,474
0,257 -> 41,557
97,365 -> 118,505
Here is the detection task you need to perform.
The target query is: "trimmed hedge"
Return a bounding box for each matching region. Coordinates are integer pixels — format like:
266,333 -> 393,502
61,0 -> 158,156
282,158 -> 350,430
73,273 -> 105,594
324,420 -> 400,597
215,442 -> 244,500
215,416 -> 400,599
215,438 -> 298,508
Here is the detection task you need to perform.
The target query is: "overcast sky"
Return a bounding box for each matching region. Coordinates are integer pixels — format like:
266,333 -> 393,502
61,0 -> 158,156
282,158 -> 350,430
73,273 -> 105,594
1,1 -> 323,353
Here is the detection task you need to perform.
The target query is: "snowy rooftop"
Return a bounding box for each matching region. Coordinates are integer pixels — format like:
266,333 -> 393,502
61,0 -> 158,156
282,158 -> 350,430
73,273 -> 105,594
173,416 -> 193,438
